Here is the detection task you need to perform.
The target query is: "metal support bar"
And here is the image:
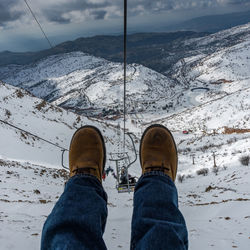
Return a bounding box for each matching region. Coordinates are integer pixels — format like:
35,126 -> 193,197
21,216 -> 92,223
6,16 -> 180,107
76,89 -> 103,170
126,132 -> 137,169
61,149 -> 68,170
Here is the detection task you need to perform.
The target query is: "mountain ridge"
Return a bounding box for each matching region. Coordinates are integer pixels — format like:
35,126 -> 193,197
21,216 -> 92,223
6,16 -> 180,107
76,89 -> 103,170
0,31 -> 209,74
169,10 -> 250,32
0,22 -> 250,250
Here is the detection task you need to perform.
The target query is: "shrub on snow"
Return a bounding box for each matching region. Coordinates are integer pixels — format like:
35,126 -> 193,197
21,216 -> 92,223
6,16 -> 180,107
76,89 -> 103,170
239,155 -> 249,166
196,168 -> 209,176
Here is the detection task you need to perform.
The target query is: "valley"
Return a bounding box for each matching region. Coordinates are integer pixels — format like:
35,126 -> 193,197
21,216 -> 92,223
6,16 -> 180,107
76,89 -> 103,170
0,23 -> 249,250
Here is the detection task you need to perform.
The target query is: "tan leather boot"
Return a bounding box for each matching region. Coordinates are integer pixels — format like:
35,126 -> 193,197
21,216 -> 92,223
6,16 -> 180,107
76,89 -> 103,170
69,126 -> 106,182
140,124 -> 178,182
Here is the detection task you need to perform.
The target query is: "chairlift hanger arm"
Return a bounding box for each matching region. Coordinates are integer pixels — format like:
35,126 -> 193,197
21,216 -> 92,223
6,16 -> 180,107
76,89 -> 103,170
109,157 -> 128,162
61,149 -> 69,170
126,132 -> 137,169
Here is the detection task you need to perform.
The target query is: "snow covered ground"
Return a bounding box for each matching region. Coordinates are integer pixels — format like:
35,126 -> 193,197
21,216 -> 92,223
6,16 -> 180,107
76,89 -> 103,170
1,138 -> 249,250
0,81 -> 135,249
0,23 -> 250,250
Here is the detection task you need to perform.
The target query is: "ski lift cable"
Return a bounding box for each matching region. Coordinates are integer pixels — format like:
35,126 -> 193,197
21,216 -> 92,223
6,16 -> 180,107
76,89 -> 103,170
123,0 -> 127,152
0,118 -> 69,170
23,0 -> 128,155
23,0 -> 53,49
21,0 -> 131,170
0,118 -> 68,152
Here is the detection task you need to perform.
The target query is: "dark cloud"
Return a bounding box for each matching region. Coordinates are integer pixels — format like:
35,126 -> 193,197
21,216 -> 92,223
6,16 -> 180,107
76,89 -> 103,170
42,0 -> 197,24
1,0 -> 250,26
43,0 -> 250,24
42,0 -> 110,24
0,0 -> 24,26
227,0 -> 250,5
44,9 -> 71,24
91,10 -> 107,20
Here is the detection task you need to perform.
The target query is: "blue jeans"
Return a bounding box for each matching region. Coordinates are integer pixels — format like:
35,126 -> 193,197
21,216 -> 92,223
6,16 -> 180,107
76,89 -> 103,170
41,172 -> 188,250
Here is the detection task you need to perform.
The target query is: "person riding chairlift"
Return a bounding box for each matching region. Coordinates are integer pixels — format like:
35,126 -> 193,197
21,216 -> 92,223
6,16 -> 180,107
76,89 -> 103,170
120,168 -> 137,186
120,168 -> 128,185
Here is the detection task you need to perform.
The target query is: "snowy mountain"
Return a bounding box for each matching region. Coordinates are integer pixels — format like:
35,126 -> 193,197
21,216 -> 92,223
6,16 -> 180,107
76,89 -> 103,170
0,23 -> 250,250
0,81 -> 130,166
1,24 -> 250,122
131,23 -> 250,130
0,52 -> 176,117
0,81 -> 138,249
168,10 -> 250,32
162,22 -> 250,76
160,23 -> 250,131
0,31 -> 209,73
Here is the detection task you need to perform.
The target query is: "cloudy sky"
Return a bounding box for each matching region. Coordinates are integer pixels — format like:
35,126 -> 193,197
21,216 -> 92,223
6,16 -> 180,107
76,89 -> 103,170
1,0 -> 250,51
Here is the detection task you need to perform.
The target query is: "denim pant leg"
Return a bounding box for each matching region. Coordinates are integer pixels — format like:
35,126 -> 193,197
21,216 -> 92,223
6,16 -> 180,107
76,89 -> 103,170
131,171 -> 188,250
41,174 -> 108,250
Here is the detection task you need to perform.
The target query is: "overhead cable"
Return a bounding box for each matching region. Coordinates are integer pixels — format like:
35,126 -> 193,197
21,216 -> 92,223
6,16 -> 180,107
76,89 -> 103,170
0,118 -> 68,151
23,0 -> 53,49
123,0 -> 127,151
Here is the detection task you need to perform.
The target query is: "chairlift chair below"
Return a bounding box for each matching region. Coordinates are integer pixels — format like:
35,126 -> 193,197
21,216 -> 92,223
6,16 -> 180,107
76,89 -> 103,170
109,152 -> 136,193
109,132 -> 138,193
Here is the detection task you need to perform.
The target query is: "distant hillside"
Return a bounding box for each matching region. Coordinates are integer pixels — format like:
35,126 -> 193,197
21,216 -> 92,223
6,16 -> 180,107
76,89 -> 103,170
0,31 -> 209,74
1,23 -> 250,122
170,10 -> 250,32
0,52 -> 177,116
1,20 -> 250,250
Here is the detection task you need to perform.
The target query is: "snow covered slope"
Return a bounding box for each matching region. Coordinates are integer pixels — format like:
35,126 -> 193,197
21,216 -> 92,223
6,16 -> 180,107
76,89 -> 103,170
173,24 -> 250,92
0,81 -> 140,249
0,23 -> 250,250
186,22 -> 250,50
0,81 -> 130,167
0,52 -> 176,115
124,23 -> 250,250
139,22 -> 250,131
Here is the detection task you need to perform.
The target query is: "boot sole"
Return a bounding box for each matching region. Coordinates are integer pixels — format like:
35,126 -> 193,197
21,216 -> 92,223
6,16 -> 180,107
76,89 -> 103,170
69,125 -> 106,173
139,124 -> 178,178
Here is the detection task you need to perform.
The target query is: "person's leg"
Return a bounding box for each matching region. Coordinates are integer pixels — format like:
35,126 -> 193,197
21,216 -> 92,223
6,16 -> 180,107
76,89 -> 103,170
41,125 -> 108,250
131,172 -> 188,250
131,124 -> 188,250
41,174 -> 108,250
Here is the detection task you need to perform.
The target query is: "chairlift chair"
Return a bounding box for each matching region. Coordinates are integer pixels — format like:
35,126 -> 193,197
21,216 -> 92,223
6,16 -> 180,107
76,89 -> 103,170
109,153 -> 138,193
109,132 -> 138,193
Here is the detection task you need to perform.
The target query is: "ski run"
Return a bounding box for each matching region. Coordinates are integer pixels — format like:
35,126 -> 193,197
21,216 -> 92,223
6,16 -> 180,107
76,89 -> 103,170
0,23 -> 250,250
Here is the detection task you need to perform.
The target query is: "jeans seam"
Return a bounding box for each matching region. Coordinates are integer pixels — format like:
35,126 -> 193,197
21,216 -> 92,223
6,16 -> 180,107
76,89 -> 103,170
141,171 -> 172,180
68,174 -> 108,202
70,173 -> 102,185
135,171 -> 174,193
